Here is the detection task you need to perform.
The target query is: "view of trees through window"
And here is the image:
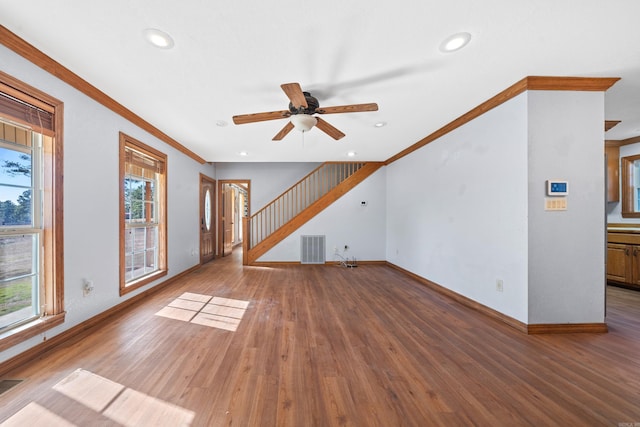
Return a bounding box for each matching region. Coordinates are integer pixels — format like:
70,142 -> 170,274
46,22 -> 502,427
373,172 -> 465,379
0,148 -> 32,226
0,140 -> 38,329
120,136 -> 166,291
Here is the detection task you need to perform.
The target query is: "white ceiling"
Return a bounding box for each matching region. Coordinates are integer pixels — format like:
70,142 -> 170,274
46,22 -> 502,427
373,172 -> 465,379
1,1 -> 639,162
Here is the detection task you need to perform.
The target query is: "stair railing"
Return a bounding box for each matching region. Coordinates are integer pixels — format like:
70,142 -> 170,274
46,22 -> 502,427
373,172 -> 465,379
248,162 -> 365,248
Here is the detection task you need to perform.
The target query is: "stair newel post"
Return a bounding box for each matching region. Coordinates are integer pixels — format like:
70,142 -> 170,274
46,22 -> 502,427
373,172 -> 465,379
242,216 -> 249,265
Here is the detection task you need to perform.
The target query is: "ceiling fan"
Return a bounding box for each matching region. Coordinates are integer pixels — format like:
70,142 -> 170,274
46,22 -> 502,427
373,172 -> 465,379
232,82 -> 378,141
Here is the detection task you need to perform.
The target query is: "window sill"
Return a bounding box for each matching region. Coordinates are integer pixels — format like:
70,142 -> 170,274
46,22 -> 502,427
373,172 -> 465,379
621,212 -> 640,219
0,312 -> 65,352
120,270 -> 168,296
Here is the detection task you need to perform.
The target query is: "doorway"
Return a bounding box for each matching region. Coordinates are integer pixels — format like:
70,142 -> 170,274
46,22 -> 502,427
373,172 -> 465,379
218,180 -> 250,258
199,174 -> 216,264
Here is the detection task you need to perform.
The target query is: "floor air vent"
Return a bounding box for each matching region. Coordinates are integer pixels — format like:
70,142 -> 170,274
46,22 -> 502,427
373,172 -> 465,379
301,235 -> 326,264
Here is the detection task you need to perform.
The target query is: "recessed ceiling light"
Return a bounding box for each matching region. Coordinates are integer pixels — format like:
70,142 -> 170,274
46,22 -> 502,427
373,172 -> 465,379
239,151 -> 249,157
439,32 -> 471,53
143,28 -> 175,49
347,151 -> 357,157
216,120 -> 228,127
374,122 -> 386,128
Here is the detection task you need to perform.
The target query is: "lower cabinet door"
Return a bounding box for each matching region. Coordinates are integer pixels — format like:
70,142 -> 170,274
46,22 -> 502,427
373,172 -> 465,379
607,243 -> 629,283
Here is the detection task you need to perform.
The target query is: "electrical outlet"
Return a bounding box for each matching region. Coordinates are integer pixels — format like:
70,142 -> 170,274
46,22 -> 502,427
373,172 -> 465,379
496,279 -> 504,292
83,280 -> 94,297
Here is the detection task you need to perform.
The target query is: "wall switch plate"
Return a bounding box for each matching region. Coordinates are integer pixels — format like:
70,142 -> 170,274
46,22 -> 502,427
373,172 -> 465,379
545,197 -> 567,211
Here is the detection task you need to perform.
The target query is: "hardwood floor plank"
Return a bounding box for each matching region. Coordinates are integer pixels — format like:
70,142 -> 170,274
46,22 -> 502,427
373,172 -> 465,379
1,251 -> 640,425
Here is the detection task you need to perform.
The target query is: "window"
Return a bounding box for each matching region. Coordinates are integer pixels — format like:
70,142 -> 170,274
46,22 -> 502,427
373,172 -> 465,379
621,154 -> 640,218
0,72 -> 64,349
119,133 -> 167,295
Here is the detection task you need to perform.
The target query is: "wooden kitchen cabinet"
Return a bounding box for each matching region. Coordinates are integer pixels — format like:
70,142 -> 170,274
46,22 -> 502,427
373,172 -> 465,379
605,145 -> 620,203
607,227 -> 640,288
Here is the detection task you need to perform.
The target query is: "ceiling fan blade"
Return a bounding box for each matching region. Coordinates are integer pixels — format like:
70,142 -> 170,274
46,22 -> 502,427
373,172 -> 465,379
316,103 -> 378,114
232,110 -> 291,125
272,121 -> 295,141
281,83 -> 308,109
315,117 -> 345,140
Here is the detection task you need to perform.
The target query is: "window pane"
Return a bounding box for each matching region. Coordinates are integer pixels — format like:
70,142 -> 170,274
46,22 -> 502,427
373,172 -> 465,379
124,225 -> 159,285
0,234 -> 38,329
204,189 -> 211,231
145,226 -> 156,248
0,146 -> 33,227
145,249 -> 156,270
124,254 -> 134,282
124,229 -> 133,254
133,227 -> 146,252
0,146 -> 32,188
131,252 -> 145,280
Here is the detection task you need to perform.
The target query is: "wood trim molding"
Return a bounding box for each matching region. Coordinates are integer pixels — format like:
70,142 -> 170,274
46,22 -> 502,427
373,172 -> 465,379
525,76 -> 619,91
385,262 -> 608,335
0,313 -> 65,353
605,140 -> 622,148
0,25 -> 206,164
605,120 -> 621,131
0,264 -> 201,377
217,179 -> 251,258
385,76 -> 621,165
619,135 -> 640,147
527,323 -> 608,334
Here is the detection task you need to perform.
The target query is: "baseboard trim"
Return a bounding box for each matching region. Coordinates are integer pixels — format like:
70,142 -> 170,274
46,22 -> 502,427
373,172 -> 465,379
249,260 -> 387,267
385,262 -> 610,335
0,263 -> 201,377
527,323 -> 608,334
385,262 -> 528,334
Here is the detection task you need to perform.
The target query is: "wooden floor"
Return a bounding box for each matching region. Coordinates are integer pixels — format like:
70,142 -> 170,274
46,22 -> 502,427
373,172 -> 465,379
1,250 -> 640,426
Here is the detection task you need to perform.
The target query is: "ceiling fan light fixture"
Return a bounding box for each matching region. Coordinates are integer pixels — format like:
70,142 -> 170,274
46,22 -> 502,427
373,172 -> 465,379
440,32 -> 471,53
290,114 -> 317,132
143,28 -> 175,49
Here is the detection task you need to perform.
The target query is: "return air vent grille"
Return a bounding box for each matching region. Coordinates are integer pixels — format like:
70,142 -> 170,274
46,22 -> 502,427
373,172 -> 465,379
301,235 -> 326,264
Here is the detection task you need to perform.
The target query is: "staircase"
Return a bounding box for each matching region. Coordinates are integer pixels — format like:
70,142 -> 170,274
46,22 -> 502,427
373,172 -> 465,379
243,161 -> 383,264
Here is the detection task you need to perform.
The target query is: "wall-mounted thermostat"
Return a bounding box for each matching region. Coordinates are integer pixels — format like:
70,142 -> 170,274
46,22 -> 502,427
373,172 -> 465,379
546,180 -> 568,196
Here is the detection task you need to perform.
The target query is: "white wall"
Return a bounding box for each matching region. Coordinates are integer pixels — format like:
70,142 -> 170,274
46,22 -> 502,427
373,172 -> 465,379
527,91 -> 605,324
385,89 -> 607,325
0,45 -> 215,363
215,162 -> 320,213
258,168 -> 387,262
607,142 -> 640,223
386,95 -> 530,322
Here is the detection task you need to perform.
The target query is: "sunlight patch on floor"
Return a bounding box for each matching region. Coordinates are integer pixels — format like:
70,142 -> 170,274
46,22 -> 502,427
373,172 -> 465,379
1,369 -> 195,426
53,368 -> 124,412
155,292 -> 249,332
0,402 -> 77,427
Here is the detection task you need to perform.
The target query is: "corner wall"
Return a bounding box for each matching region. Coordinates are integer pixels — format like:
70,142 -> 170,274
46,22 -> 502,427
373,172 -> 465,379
527,91 -> 605,324
385,94 -> 529,322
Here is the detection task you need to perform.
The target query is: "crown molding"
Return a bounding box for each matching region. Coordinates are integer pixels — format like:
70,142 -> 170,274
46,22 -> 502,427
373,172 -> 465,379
0,25 -> 206,164
386,76 -> 621,165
